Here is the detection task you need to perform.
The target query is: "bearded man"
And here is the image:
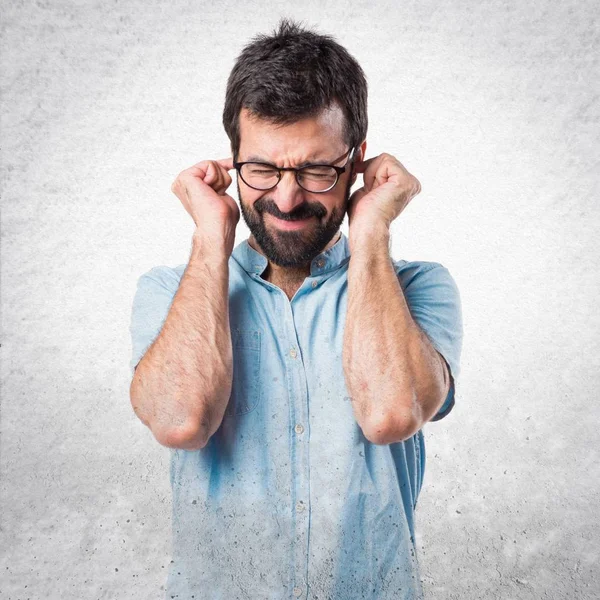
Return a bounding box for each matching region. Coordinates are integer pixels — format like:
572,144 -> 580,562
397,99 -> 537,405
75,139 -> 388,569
129,18 -> 463,600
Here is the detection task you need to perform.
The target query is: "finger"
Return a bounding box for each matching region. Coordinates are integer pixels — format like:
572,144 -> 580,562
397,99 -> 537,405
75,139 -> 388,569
205,160 -> 232,194
191,159 -> 212,170
220,171 -> 233,193
352,156 -> 379,174
187,163 -> 209,181
217,157 -> 234,171
183,167 -> 208,186
414,178 -> 422,196
214,166 -> 233,195
185,160 -> 230,190
205,162 -> 216,184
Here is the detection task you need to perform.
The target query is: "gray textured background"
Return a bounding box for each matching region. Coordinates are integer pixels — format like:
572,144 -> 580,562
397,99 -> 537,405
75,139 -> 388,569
1,0 -> 599,598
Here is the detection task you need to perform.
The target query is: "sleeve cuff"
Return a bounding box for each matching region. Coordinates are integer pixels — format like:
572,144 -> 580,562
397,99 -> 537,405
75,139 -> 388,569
429,355 -> 456,422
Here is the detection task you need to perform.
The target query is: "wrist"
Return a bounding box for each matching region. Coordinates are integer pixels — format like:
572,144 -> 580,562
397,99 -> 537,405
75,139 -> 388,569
349,220 -> 390,254
191,229 -> 235,260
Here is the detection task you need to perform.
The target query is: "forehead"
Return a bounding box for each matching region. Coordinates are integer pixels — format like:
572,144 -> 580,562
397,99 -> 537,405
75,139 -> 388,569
238,104 -> 346,162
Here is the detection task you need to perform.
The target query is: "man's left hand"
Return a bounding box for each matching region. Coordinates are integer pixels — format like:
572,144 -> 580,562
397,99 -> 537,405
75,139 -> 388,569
347,153 -> 422,233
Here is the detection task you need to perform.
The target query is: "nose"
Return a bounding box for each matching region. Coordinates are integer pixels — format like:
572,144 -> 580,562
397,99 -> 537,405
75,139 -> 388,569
271,170 -> 305,215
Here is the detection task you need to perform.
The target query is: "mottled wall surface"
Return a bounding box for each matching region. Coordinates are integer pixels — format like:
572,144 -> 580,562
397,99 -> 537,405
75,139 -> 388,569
1,1 -> 598,598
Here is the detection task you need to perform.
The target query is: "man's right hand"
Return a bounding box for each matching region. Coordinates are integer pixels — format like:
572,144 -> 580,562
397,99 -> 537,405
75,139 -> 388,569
170,158 -> 240,242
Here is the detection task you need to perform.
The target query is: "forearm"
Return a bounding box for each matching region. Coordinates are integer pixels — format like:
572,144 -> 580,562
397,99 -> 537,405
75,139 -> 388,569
343,225 -> 448,444
130,233 -> 234,450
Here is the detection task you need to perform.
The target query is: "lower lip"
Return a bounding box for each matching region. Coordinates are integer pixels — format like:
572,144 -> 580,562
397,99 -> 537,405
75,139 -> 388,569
269,215 -> 314,230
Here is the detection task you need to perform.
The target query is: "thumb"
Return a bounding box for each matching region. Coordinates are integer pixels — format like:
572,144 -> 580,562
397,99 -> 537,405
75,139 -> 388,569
353,156 -> 376,175
217,157 -> 234,171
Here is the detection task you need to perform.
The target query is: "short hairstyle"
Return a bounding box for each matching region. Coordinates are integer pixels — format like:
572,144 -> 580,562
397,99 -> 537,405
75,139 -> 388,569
223,19 -> 368,160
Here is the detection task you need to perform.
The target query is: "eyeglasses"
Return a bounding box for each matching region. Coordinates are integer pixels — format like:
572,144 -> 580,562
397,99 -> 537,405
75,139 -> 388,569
234,147 -> 356,194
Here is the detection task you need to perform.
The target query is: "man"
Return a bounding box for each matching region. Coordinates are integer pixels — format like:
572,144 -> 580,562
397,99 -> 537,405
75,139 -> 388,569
129,19 -> 463,600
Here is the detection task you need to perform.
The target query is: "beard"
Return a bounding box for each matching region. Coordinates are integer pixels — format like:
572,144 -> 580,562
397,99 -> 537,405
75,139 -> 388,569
237,174 -> 353,268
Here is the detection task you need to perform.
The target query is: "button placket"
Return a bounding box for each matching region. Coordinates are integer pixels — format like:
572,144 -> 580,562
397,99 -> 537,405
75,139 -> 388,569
280,298 -> 310,597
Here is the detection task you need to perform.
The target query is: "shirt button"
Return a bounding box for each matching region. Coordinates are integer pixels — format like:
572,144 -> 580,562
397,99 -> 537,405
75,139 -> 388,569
316,259 -> 325,268
296,501 -> 305,512
293,587 -> 303,597
290,348 -> 297,359
294,423 -> 304,434
311,280 -> 318,288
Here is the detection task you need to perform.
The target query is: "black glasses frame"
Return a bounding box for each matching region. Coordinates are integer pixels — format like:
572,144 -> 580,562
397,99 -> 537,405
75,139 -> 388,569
234,147 -> 356,193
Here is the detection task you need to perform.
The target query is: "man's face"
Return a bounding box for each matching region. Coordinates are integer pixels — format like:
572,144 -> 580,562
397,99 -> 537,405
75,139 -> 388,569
236,105 -> 356,268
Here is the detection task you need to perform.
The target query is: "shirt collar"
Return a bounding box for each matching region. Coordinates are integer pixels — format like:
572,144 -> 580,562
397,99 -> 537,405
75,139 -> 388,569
231,230 -> 351,278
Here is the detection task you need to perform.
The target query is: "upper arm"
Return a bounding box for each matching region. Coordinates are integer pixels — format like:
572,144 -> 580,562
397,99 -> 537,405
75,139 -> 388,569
397,262 -> 463,422
129,265 -> 182,377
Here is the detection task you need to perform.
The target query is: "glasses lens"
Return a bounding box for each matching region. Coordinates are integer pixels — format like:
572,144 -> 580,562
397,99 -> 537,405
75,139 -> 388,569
297,166 -> 338,192
240,163 -> 280,190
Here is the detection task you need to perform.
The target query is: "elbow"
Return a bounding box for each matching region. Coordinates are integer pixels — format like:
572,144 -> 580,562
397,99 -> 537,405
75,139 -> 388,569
129,377 -> 152,429
153,418 -> 212,450
151,428 -> 209,450
129,374 -> 214,450
363,406 -> 422,445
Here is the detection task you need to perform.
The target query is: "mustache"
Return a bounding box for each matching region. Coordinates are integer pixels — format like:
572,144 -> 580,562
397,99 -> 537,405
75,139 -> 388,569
254,198 -> 327,221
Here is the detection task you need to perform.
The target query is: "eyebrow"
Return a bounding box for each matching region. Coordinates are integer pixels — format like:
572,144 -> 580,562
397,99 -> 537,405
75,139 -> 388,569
244,155 -> 340,168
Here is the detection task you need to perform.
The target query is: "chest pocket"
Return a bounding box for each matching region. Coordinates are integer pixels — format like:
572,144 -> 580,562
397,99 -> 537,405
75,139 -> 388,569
225,329 -> 262,417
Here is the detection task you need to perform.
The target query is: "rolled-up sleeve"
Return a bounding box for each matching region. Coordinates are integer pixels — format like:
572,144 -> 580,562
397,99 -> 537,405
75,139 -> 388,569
396,261 -> 463,421
129,266 -> 180,377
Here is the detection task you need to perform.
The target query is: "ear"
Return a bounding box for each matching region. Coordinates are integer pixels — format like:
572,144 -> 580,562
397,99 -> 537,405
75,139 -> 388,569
351,140 -> 367,185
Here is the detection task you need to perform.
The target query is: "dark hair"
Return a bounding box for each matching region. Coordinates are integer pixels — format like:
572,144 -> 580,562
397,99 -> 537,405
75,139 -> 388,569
223,19 -> 368,160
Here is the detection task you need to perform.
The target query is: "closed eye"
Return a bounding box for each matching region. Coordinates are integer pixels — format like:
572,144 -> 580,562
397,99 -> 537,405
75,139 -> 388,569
247,165 -> 278,175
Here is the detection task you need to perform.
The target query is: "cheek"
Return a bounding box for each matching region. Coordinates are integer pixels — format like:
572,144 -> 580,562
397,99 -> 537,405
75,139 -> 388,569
330,192 -> 349,214
238,186 -> 264,211
323,194 -> 344,214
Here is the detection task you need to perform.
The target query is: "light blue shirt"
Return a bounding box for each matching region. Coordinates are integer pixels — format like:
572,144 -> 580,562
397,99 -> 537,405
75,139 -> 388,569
129,231 -> 463,600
